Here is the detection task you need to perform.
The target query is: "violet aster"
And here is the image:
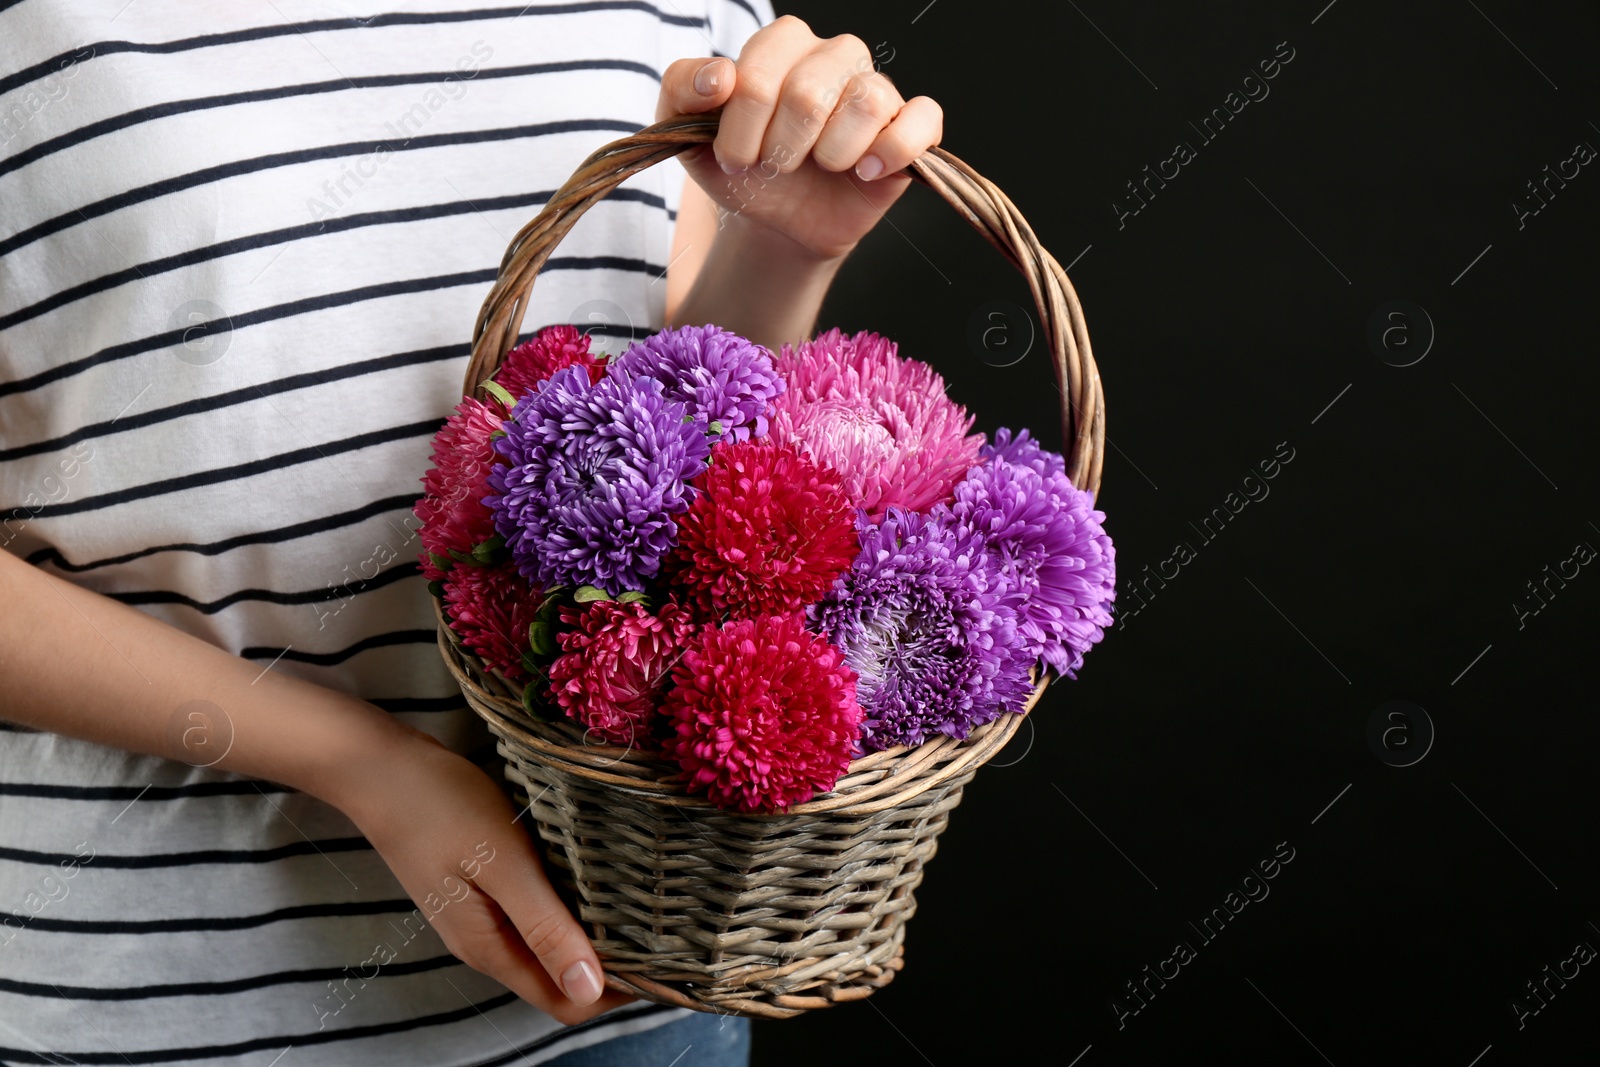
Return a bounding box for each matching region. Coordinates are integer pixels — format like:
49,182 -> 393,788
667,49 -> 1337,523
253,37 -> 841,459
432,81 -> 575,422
771,328 -> 984,523
940,433 -> 1116,678
609,323 -> 784,442
486,365 -> 710,592
983,426 -> 1066,479
810,507 -> 1034,751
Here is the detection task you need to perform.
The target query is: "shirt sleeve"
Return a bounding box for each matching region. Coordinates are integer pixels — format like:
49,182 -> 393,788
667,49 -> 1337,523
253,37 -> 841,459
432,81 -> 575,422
708,0 -> 777,59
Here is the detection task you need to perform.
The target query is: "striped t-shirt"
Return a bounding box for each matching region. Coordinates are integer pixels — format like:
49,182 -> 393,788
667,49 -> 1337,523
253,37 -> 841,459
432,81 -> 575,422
0,2 -> 773,1063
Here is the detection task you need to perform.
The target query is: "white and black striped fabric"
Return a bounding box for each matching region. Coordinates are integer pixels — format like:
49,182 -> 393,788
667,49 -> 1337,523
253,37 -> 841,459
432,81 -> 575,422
0,2 -> 772,1063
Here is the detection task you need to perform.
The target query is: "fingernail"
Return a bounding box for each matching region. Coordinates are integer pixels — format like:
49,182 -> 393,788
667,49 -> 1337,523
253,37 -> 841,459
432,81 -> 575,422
560,959 -> 602,1004
719,158 -> 744,175
855,154 -> 885,181
694,58 -> 727,96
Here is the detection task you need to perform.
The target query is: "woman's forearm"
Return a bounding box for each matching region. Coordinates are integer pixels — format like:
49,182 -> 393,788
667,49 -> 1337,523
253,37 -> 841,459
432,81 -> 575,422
0,549 -> 629,1018
667,210 -> 849,353
0,549 -> 413,806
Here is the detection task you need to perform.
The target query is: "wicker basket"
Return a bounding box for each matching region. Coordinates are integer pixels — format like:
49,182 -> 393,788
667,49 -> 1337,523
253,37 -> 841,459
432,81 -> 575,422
435,110 -> 1106,1019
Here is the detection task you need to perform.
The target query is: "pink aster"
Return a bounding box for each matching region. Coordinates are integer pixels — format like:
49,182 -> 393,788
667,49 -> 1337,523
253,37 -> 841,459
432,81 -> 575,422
547,599 -> 698,747
495,324 -> 608,401
664,440 -> 857,621
415,395 -> 508,581
440,560 -> 540,681
663,614 -> 863,813
769,328 -> 984,523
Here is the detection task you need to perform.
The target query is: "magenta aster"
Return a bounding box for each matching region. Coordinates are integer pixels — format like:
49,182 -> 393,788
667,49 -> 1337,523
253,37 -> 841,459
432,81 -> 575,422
415,395 -> 508,582
547,599 -> 698,746
664,440 -> 857,620
663,614 -> 862,813
495,324 -> 607,401
770,328 -> 983,523
440,560 -> 540,681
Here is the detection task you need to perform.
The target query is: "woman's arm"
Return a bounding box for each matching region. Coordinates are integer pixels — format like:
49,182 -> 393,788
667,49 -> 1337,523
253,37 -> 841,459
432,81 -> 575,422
0,547 -> 629,1025
662,15 -> 943,351
666,180 -> 844,351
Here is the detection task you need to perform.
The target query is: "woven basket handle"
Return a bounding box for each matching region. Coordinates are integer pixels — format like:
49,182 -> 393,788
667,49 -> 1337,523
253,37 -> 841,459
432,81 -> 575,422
465,111 -> 1106,496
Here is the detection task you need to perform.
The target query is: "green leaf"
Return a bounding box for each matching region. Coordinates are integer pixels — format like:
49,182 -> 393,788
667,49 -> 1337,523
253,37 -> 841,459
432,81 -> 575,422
488,428 -> 507,441
573,585 -> 611,603
708,420 -> 724,435
535,588 -> 567,620
446,548 -> 478,565
616,590 -> 651,604
521,682 -> 560,722
527,587 -> 567,658
520,649 -> 541,675
427,552 -> 452,572
427,579 -> 446,599
470,535 -> 505,563
528,617 -> 557,657
481,380 -> 515,408
682,413 -> 696,424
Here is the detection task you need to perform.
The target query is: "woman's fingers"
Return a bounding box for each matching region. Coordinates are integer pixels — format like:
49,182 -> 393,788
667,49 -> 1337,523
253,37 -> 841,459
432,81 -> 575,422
846,94 -> 944,181
759,34 -> 879,175
436,887 -> 632,1026
472,835 -> 611,1016
807,67 -> 908,177
656,55 -> 736,122
713,14 -> 816,172
659,14 -> 937,182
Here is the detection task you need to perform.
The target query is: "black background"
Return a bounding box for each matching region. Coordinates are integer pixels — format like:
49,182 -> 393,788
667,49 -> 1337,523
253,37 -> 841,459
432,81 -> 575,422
751,1 -> 1600,1064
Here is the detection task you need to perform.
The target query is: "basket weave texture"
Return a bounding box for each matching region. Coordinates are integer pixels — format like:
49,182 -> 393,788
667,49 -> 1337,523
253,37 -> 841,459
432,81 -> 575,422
439,110 -> 1105,1019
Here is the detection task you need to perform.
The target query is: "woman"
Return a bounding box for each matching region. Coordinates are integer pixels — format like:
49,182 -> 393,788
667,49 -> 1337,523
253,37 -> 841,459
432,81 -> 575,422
0,2 -> 942,1063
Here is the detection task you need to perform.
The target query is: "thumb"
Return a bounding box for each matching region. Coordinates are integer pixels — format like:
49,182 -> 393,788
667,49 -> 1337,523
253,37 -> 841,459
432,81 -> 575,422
477,841 -> 608,1009
657,56 -> 735,124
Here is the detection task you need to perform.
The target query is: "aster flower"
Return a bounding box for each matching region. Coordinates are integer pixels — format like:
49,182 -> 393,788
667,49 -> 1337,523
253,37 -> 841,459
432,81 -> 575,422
495,324 -> 607,401
770,328 -> 984,523
810,508 -> 1034,751
983,426 -> 1066,479
547,599 -> 698,746
440,560 -> 540,681
610,323 -> 784,442
663,614 -> 862,813
664,440 -> 857,620
415,395 -> 508,581
943,433 -> 1115,678
487,365 -> 711,592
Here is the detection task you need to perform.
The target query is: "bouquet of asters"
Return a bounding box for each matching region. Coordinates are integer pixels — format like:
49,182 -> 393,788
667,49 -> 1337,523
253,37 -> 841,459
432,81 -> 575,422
416,321 -> 1115,814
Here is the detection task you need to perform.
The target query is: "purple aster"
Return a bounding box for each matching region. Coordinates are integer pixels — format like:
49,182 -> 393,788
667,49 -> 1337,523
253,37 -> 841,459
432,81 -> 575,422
487,365 -> 711,592
941,430 -> 1115,678
610,323 -> 784,442
809,507 -> 1035,752
983,426 -> 1066,478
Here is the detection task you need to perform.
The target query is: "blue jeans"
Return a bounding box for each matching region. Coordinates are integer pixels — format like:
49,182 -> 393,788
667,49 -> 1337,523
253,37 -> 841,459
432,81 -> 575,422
544,1011 -> 751,1066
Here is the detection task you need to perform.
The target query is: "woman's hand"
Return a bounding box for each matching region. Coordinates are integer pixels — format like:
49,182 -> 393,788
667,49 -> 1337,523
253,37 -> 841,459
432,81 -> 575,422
657,14 -> 943,261
332,724 -> 635,1026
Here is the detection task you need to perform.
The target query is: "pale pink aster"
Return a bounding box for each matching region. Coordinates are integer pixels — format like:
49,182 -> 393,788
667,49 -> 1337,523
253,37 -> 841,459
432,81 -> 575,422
770,328 -> 984,522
